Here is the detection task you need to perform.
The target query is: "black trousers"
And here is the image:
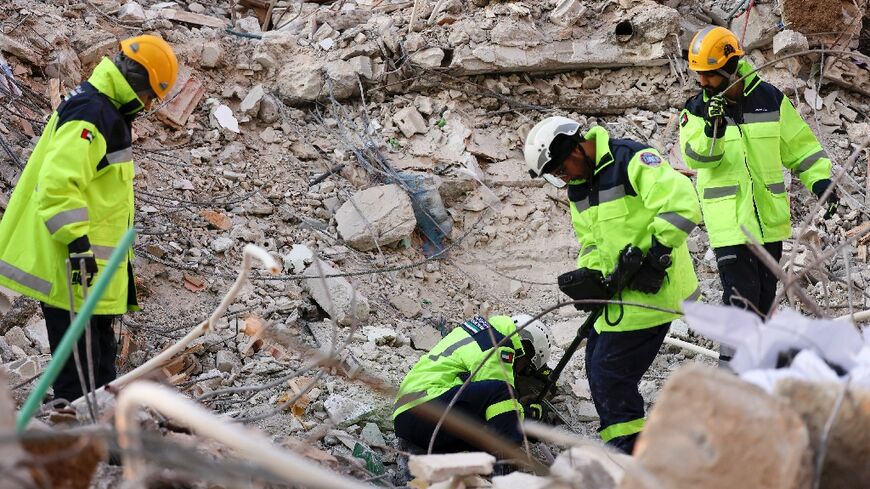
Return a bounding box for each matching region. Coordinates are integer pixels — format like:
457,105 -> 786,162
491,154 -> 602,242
714,242 -> 783,317
42,304 -> 118,402
586,323 -> 670,454
394,380 -> 522,454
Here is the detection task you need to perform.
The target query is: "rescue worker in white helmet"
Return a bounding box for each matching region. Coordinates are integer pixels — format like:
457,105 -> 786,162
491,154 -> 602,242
525,116 -> 701,453
679,27 -> 836,363
0,35 -> 178,403
393,314 -> 552,458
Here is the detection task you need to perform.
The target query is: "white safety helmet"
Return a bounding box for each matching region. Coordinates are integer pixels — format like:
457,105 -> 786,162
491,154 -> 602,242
523,116 -> 582,178
512,314 -> 553,370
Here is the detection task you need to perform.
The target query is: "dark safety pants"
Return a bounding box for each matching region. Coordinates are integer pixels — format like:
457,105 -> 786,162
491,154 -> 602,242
585,323 -> 670,454
42,304 -> 118,402
394,380 -> 523,453
714,242 -> 783,362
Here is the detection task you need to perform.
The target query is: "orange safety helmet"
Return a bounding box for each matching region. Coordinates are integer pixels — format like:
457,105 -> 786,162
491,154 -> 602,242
120,35 -> 179,100
687,26 -> 744,72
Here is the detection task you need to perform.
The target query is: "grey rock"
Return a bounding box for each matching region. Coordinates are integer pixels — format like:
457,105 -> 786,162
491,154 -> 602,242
216,350 -> 240,373
4,326 -> 31,351
303,262 -> 370,326
211,236 -> 234,253
200,41 -> 222,68
392,106 -> 427,138
335,184 -> 416,251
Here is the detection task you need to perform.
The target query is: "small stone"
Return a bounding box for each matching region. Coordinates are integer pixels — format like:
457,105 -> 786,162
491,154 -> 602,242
118,1 -> 146,21
392,106 -> 427,138
575,400 -> 599,422
303,262 -> 370,326
410,325 -> 441,351
335,184 -> 416,251
200,41 -> 222,68
324,394 -> 373,427
361,422 -> 386,447
188,2 -> 205,14
348,56 -> 373,80
414,95 -> 434,115
240,84 -> 265,115
669,318 -> 689,337
211,236 -> 234,253
260,127 -> 278,144
216,350 -> 240,373
258,95 -> 280,124
319,38 -> 335,50
364,326 -> 397,346
4,327 -> 31,350
571,379 -> 591,399
410,47 -> 445,68
24,321 -> 50,354
390,295 -> 421,318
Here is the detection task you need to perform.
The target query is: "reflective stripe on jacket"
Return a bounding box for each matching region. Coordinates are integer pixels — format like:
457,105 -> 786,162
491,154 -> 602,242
0,58 -> 142,314
393,315 -> 524,419
679,59 -> 832,248
569,127 -> 702,333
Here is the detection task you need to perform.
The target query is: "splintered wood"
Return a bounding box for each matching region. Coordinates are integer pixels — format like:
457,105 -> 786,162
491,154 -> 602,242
277,377 -> 314,416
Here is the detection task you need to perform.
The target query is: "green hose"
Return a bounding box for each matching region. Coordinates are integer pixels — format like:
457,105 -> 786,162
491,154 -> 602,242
16,229 -> 136,431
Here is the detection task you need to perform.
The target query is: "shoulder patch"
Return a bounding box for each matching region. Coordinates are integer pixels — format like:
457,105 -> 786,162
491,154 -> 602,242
680,112 -> 688,127
80,129 -> 94,143
461,315 -> 491,336
500,350 -> 514,364
639,152 -> 661,167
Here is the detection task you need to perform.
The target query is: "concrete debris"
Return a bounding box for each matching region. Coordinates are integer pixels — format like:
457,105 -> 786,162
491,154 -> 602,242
215,349 -> 240,373
732,3 -> 779,50
4,326 -> 31,351
393,106 -> 428,138
117,2 -> 146,22
492,471 -> 561,489
24,320 -> 49,354
549,0 -> 587,27
551,445 -> 629,488
389,295 -> 421,318
410,47 -> 445,68
409,452 -> 495,482
276,54 -> 324,104
210,236 -> 234,253
335,184 -> 416,251
622,364 -> 813,489
360,422 -> 386,447
240,84 -> 265,115
363,325 -> 397,346
302,261 -> 370,326
324,394 -> 373,427
156,72 -> 206,129
212,104 -> 240,133
282,244 -> 314,274
772,30 -> 809,56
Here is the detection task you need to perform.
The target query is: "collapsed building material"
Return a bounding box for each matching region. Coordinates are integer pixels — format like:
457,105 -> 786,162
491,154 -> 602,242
157,70 -> 206,129
302,261 -> 370,326
408,452 -> 496,483
115,381 -> 371,489
621,364 -> 813,489
335,184 -> 417,251
775,379 -> 870,488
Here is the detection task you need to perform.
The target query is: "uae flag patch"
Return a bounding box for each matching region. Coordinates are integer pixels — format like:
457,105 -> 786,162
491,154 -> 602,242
500,350 -> 514,364
80,129 -> 94,143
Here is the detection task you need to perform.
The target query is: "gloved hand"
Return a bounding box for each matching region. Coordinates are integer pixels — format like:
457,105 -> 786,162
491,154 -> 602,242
706,94 -> 725,122
630,238 -> 672,294
68,236 -> 98,286
812,179 -> 839,219
524,402 -> 544,421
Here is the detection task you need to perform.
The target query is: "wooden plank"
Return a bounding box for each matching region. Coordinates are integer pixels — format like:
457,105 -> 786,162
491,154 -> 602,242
845,221 -> 870,239
158,9 -> 228,28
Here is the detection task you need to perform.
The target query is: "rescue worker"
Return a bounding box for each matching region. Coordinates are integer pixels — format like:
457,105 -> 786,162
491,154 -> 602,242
525,116 -> 701,454
393,314 -> 553,455
0,35 -> 178,402
679,27 -> 836,355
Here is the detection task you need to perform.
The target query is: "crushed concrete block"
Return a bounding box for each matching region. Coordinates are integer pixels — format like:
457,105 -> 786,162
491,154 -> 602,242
669,318 -> 689,337
211,236 -> 234,253
773,30 -> 809,56
776,379 -> 870,488
335,184 -> 416,251
303,261 -> 370,326
4,326 -> 31,350
24,320 -> 49,354
324,394 -> 373,427
621,364 -> 813,489
277,55 -> 324,105
410,325 -> 441,351
551,446 -> 629,489
393,106 -> 428,138
200,41 -> 222,69
364,326 -> 396,346
240,84 -> 265,115
252,51 -> 276,70
493,471 -> 564,489
0,337 -> 13,363
410,47 -> 445,68
390,295 -> 421,318
414,95 -> 434,115
409,452 -> 496,483
732,3 -> 779,50
361,422 -> 385,447
118,1 -> 146,21
236,16 -> 261,34
325,60 -> 360,99
549,0 -> 587,27
282,244 -> 314,274
348,55 -> 373,80
215,350 -> 240,373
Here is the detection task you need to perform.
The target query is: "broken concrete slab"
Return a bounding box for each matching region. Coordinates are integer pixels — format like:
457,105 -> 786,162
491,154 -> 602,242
24,320 -> 49,354
550,446 -> 629,489
731,3 -> 779,50
410,324 -> 441,350
324,394 -> 373,427
4,326 -> 31,351
409,452 -> 495,482
621,364 -> 813,489
773,30 -> 809,56
335,184 -> 416,251
277,54 -> 324,105
302,261 -> 370,326
393,106 -> 428,138
240,84 -> 266,115
118,1 -> 146,22
775,379 -> 870,488
410,47 -> 445,68
390,295 -> 421,318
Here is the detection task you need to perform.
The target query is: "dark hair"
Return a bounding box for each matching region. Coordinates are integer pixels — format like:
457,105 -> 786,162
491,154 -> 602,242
542,132 -> 582,173
721,55 -> 740,75
113,52 -> 154,96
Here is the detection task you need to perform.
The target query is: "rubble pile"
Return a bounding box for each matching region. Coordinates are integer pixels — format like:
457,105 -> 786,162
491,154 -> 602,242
0,0 -> 869,487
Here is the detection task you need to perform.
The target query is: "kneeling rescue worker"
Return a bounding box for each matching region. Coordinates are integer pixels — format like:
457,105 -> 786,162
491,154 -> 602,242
525,116 -> 702,454
0,35 -> 178,402
393,314 -> 553,455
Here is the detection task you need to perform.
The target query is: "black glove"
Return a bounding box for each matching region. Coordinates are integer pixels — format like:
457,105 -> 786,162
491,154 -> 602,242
630,238 -> 672,294
704,94 -> 727,138
812,179 -> 839,219
68,236 -> 98,286
558,267 -> 608,311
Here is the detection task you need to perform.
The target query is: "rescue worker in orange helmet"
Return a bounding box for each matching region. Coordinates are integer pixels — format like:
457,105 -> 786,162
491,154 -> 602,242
0,35 -> 178,402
